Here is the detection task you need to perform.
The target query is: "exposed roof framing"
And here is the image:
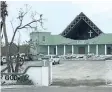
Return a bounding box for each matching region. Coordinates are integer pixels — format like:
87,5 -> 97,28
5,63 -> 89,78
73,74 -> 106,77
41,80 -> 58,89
61,12 -> 103,36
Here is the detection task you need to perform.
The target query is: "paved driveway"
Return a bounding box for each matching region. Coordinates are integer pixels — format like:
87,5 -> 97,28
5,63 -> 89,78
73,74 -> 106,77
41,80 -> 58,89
2,86 -> 112,92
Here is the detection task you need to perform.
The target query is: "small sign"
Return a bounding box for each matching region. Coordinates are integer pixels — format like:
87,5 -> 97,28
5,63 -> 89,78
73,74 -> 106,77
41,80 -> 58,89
1,73 -> 29,84
75,40 -> 88,44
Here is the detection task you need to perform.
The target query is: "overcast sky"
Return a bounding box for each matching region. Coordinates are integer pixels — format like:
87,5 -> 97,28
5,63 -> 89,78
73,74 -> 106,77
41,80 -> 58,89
5,1 -> 112,44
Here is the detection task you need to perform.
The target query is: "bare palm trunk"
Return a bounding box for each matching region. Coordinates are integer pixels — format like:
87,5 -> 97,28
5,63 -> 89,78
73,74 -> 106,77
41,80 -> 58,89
3,18 -> 11,72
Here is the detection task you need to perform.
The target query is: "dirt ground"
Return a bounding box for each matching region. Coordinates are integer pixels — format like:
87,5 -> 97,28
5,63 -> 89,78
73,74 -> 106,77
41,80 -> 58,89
52,60 -> 112,82
1,60 -> 112,86
2,60 -> 112,80
52,60 -> 112,86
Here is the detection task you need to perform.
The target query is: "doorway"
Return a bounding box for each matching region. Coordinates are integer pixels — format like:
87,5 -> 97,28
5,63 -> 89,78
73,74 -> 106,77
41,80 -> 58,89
78,47 -> 85,54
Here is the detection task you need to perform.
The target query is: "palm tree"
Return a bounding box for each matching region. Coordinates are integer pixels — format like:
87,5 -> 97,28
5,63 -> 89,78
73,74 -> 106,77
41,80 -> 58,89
1,1 -> 11,72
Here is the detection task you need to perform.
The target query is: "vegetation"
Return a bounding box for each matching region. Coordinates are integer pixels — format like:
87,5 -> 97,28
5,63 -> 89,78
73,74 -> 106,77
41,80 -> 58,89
1,1 -> 45,73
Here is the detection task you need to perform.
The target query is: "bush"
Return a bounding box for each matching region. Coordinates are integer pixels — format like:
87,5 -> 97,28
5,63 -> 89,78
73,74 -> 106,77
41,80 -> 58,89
16,74 -> 33,85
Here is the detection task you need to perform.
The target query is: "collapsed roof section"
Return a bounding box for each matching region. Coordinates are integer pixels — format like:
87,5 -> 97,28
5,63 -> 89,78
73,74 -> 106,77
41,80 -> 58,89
61,12 -> 103,40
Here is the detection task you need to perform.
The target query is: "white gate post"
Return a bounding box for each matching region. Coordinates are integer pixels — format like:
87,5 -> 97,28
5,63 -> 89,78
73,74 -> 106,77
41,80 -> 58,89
49,60 -> 52,85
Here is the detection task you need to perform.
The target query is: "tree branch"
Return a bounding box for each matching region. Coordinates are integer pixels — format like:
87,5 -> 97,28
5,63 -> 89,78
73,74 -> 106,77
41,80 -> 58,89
10,13 -> 23,45
22,6 -> 32,17
18,19 -> 41,29
10,21 -> 14,33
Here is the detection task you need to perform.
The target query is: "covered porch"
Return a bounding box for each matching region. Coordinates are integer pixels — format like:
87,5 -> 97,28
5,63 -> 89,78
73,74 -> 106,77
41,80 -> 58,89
39,44 -> 112,55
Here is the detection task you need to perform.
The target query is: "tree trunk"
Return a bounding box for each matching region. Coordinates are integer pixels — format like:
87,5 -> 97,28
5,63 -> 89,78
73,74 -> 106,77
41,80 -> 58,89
2,18 -> 11,72
9,53 -> 15,72
14,54 -> 20,73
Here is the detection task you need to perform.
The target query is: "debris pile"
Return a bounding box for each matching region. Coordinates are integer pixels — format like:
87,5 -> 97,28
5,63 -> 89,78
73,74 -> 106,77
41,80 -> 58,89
60,54 -> 112,61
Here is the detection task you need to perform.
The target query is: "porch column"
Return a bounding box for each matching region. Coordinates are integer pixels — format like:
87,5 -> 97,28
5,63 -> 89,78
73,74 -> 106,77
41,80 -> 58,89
105,44 -> 107,55
64,45 -> 66,55
48,45 -> 50,55
56,45 -> 58,55
96,44 -> 98,55
88,45 -> 90,54
72,45 -> 74,55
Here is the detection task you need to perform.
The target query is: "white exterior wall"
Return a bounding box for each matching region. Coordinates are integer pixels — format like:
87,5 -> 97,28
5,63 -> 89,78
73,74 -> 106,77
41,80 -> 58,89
26,67 -> 49,86
57,45 -> 64,55
49,45 -> 56,55
41,67 -> 49,86
39,45 -> 48,55
30,32 -> 51,55
26,67 -> 42,85
65,45 -> 72,54
1,66 -> 51,86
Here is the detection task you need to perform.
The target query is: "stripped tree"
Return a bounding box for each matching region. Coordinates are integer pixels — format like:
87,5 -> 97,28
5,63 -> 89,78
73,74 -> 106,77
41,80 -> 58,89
1,1 -> 10,72
1,1 -> 45,73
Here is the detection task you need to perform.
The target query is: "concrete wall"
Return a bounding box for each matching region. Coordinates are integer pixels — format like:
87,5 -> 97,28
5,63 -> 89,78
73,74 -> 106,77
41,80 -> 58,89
85,45 -> 88,54
26,67 -> 49,86
31,44 -> 111,55
98,45 -> 105,55
30,32 -> 51,44
74,45 -> 88,54
49,45 -> 56,55
90,45 -> 96,54
57,45 -> 64,55
65,45 -> 72,54
1,66 -> 50,86
74,45 -> 78,54
41,67 -> 49,86
39,45 -> 48,55
30,32 -> 51,55
30,45 -> 48,55
90,45 -> 107,55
